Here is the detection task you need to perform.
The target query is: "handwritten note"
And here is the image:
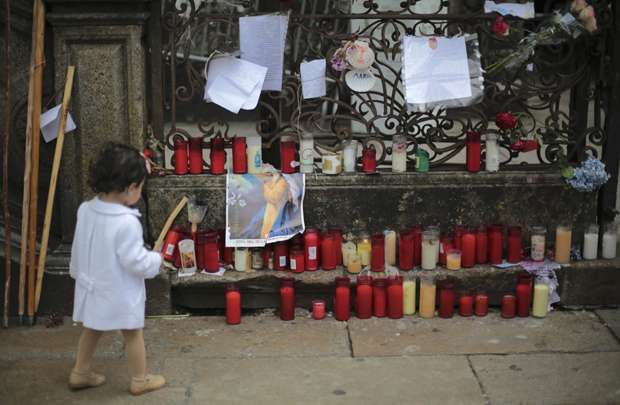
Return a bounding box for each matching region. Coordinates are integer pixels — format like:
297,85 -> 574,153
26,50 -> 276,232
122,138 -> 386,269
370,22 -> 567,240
484,1 -> 535,19
402,36 -> 471,105
239,14 -> 288,92
40,104 -> 76,143
300,59 -> 326,99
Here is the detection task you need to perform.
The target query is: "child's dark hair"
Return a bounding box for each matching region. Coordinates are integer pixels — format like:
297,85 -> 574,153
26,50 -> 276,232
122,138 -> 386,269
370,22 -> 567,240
88,143 -> 147,194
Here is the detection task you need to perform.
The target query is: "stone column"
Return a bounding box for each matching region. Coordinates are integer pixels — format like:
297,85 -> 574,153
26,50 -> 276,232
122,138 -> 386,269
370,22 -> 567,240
47,0 -> 150,242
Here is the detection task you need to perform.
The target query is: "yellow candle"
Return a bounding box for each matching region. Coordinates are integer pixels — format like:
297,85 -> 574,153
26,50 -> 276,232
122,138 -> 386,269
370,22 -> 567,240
347,254 -> 362,274
403,279 -> 416,315
532,281 -> 549,318
342,241 -> 357,267
384,230 -> 397,266
357,237 -> 371,266
554,225 -> 572,264
419,279 -> 436,318
446,250 -> 461,270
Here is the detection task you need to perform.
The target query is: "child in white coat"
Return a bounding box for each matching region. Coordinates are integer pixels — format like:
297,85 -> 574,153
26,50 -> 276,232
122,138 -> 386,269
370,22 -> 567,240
68,143 -> 165,395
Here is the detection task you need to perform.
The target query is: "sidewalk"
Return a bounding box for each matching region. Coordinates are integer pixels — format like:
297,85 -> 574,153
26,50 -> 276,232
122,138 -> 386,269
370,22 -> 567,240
1,309 -> 620,405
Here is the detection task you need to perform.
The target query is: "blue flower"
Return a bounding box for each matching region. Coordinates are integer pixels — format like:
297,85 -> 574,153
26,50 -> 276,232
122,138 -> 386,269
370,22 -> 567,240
565,157 -> 610,192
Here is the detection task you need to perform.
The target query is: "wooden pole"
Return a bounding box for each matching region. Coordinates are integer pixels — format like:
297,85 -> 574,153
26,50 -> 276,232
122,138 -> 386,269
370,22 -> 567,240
26,0 -> 45,325
34,66 -> 75,313
3,0 -> 12,328
154,196 -> 189,252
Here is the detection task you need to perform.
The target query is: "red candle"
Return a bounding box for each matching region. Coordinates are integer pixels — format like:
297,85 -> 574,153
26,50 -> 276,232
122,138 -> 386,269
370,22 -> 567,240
412,225 -> 423,266
386,275 -> 404,319
399,230 -> 414,271
173,137 -> 189,175
188,136 -> 204,174
439,281 -> 456,319
361,145 -> 377,173
226,283 -> 241,325
334,277 -> 351,321
370,233 -> 385,272
204,235 -> 220,273
488,224 -> 504,264
312,300 -> 326,320
280,141 -> 297,174
465,130 -> 481,173
372,278 -> 387,318
474,291 -> 489,317
321,233 -> 337,270
454,225 -> 466,250
279,278 -> 295,321
232,136 -> 247,174
274,242 -> 289,271
173,229 -> 190,268
516,273 -> 532,317
507,226 -> 523,263
356,275 -> 373,319
439,234 -> 453,266
217,229 -> 233,265
501,294 -> 516,318
195,232 -> 206,270
476,226 -> 488,264
459,291 -> 474,317
262,246 -> 273,270
289,248 -> 305,273
461,230 -> 477,268
209,135 -> 226,175
304,228 -> 320,271
162,226 -> 182,262
328,228 -> 343,265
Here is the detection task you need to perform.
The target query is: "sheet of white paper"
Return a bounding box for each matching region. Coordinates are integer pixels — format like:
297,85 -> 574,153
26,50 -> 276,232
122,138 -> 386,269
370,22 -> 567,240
300,59 -> 326,99
484,1 -> 535,19
204,56 -> 268,111
402,36 -> 472,105
239,15 -> 288,91
40,104 -> 76,143
200,267 -> 226,276
208,75 -> 249,114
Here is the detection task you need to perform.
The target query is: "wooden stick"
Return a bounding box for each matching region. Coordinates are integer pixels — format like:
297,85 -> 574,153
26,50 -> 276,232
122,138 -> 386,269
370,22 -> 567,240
153,196 -> 188,252
3,0 -> 12,328
34,66 -> 75,313
26,0 -> 45,325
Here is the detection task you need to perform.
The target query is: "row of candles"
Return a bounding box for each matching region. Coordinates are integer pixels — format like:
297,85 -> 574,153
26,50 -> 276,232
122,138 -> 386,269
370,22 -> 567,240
224,272 -> 549,325
169,131 -> 501,176
162,222 -> 619,273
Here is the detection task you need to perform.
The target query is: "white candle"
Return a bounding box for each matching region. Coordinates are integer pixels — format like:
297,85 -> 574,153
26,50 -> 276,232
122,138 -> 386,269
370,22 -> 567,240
234,248 -> 249,271
384,230 -> 397,266
300,134 -> 314,173
341,241 -> 357,267
421,231 -> 438,270
343,140 -> 358,173
391,136 -> 407,173
532,280 -> 549,318
485,133 -> 499,172
602,225 -> 618,259
247,135 -> 262,174
583,224 -> 599,260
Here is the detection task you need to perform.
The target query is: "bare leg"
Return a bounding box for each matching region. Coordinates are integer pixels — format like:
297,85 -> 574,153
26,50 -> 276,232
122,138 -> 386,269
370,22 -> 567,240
121,329 -> 146,379
74,327 -> 103,373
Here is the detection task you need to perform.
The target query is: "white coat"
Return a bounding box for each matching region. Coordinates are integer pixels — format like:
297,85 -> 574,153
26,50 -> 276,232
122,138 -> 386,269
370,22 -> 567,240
70,197 -> 162,331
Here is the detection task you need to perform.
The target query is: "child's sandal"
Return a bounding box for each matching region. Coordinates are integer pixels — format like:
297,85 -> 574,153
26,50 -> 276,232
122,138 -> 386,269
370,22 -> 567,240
68,369 -> 106,390
129,374 -> 166,396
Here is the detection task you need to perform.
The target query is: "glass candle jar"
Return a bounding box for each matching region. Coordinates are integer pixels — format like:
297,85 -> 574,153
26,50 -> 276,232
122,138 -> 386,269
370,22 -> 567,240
370,233 -> 385,272
554,224 -> 572,264
279,278 -> 295,321
461,229 -> 476,268
415,149 -> 429,172
458,291 -> 474,317
262,246 -> 273,271
438,281 -> 456,319
531,279 -> 549,318
280,141 -> 297,174
386,275 -> 404,319
419,275 -> 436,319
204,236 -> 220,273
209,135 -> 226,175
251,248 -> 263,270
357,233 -> 372,267
173,137 -> 189,175
341,238 -> 356,267
487,224 -> 504,265
347,253 -> 362,274
602,223 -> 618,259
507,226 -> 523,264
465,131 -> 481,173
403,277 -> 416,315
439,234 -> 452,266
343,140 -> 358,173
412,225 -> 423,266
188,136 -> 204,175
485,133 -> 500,172
304,228 -> 320,271
232,136 -> 247,174
391,135 -> 407,173
474,291 -> 489,317
530,226 -> 546,262
516,273 -> 533,317
453,225 -> 466,251
583,224 -> 599,260
399,230 -> 414,271
501,294 -> 516,318
329,228 -> 343,265
312,300 -> 326,320
234,248 -> 250,272
299,134 -> 314,174
476,226 -> 488,264
334,276 -> 351,321
446,249 -> 461,270
226,283 -> 241,325
321,233 -> 337,270
356,275 -> 373,319
274,242 -> 289,271
290,248 -> 305,273
421,230 -> 439,270
162,226 -> 182,262
372,278 -> 387,318
361,145 -> 377,173
384,229 -> 397,266
246,135 -> 262,174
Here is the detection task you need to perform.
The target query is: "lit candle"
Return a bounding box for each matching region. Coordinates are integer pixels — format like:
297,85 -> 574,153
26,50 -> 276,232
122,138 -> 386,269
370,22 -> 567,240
421,230 -> 439,270
391,135 -> 407,173
446,249 -> 461,270
461,229 -> 476,268
403,277 -> 416,315
384,229 -> 397,266
347,254 -> 362,274
582,224 -> 599,260
419,275 -> 436,319
554,224 -> 572,264
342,239 -> 357,267
602,223 -> 618,259
531,280 -> 549,318
530,226 -> 546,262
357,233 -> 371,267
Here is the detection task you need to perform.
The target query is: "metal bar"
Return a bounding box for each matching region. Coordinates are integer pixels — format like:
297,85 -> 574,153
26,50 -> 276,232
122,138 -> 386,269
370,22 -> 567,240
149,0 -> 165,140
3,0 -> 12,328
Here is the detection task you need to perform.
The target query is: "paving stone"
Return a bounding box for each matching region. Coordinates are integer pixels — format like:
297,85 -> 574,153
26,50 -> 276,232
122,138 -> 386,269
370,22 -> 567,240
470,352 -> 620,405
595,309 -> 620,340
348,311 -> 620,357
187,356 -> 485,405
142,312 -> 350,359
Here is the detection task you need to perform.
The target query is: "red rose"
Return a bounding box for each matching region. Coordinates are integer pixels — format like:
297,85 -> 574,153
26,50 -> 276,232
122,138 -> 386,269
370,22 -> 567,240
521,140 -> 539,152
143,148 -> 153,159
510,140 -> 525,151
495,112 -> 518,130
492,16 -> 510,37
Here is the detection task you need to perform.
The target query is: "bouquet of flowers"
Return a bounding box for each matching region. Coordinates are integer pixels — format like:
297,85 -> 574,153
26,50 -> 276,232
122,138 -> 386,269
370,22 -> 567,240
562,157 -> 610,192
495,112 -> 540,152
486,0 -> 598,75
